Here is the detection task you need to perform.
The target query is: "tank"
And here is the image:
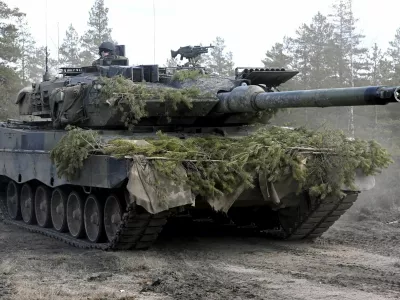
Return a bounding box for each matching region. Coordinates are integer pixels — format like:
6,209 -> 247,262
0,44 -> 399,250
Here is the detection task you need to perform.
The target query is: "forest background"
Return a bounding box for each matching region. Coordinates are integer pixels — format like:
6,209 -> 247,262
0,0 -> 399,207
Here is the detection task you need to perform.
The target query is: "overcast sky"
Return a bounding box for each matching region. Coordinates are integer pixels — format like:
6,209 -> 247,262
4,0 -> 400,68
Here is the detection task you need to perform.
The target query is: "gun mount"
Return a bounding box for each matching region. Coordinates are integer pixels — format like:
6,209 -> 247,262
171,44 -> 214,67
1,43 -> 398,252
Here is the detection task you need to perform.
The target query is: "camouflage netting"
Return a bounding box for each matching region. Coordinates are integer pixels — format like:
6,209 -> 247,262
50,125 -> 393,212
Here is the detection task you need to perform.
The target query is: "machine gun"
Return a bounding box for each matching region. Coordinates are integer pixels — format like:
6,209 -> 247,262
170,44 -> 214,66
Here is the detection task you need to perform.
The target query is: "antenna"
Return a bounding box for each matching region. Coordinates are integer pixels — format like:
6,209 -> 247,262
42,46 -> 50,81
57,22 -> 59,72
153,0 -> 156,64
45,47 -> 48,73
45,0 -> 48,52
43,0 -> 50,81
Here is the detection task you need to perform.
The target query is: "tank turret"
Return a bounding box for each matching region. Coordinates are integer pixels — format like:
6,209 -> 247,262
14,54 -> 400,131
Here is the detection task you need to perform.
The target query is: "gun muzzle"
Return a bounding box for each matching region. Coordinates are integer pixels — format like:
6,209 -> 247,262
394,86 -> 400,101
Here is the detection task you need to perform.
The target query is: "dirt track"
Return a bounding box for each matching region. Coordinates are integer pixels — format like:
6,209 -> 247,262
1,205 -> 400,300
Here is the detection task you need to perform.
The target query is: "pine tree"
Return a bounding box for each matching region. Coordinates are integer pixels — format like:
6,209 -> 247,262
290,28 -> 312,91
0,1 -> 25,64
80,0 -> 114,66
386,27 -> 400,84
329,0 -> 368,136
288,13 -> 336,90
329,0 -> 368,87
261,38 -> 297,91
0,66 -> 20,118
165,57 -> 178,67
0,1 -> 25,118
203,37 -> 235,76
24,46 -> 58,82
15,16 -> 36,84
365,43 -> 392,86
363,43 -> 384,130
303,13 -> 336,89
261,38 -> 293,69
15,16 -> 59,83
289,12 -> 338,124
59,24 -> 82,67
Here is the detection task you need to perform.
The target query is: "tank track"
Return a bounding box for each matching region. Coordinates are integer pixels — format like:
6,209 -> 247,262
0,186 -> 169,251
269,192 -> 358,240
0,180 -> 358,249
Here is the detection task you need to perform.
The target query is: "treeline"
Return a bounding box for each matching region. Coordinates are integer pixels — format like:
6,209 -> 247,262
259,0 -> 400,150
263,5 -> 400,90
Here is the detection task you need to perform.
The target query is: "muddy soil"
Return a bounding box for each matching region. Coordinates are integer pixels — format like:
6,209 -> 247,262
1,209 -> 400,300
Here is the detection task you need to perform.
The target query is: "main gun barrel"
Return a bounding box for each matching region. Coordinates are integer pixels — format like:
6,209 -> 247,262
215,85 -> 400,113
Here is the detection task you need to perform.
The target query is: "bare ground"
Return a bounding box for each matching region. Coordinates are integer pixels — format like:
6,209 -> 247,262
1,206 -> 400,300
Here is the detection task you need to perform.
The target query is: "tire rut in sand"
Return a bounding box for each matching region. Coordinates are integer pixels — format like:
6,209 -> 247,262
139,268 -> 267,300
0,276 -> 13,300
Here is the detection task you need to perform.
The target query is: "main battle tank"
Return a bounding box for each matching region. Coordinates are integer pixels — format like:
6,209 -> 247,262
0,44 -> 399,250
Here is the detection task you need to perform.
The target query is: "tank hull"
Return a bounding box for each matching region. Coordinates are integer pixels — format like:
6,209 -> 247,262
0,123 -> 367,250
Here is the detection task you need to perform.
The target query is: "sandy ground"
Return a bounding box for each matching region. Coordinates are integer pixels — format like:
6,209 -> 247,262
1,205 -> 400,300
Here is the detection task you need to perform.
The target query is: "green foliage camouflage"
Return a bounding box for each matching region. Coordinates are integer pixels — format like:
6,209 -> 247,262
171,69 -> 207,82
50,125 -> 393,200
97,75 -> 212,128
50,125 -> 101,181
98,76 -> 148,127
